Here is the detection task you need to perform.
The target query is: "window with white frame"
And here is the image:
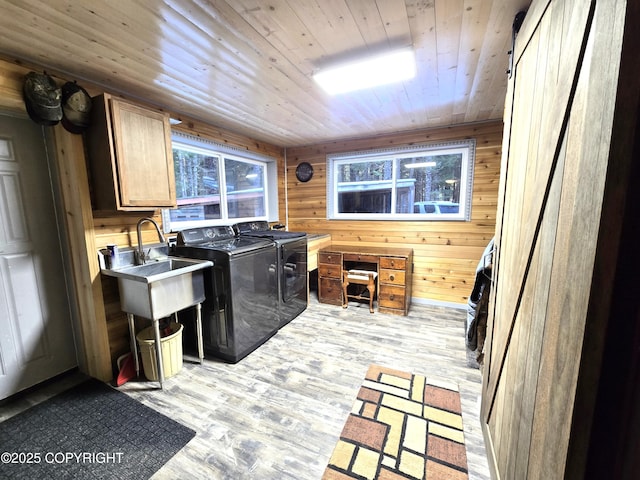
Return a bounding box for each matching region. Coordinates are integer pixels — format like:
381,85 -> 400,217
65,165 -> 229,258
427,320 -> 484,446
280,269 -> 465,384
162,132 -> 278,232
326,139 -> 475,221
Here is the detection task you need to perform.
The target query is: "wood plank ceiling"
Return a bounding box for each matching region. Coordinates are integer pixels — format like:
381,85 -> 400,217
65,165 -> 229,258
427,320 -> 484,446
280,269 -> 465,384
0,0 -> 530,147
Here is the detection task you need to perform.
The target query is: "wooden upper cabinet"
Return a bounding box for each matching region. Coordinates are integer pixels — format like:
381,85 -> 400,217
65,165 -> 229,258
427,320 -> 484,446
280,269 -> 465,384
86,93 -> 176,211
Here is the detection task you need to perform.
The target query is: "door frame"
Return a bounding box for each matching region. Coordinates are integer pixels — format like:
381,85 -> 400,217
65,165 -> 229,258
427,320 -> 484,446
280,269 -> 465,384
0,64 -> 112,382
0,109 -> 80,396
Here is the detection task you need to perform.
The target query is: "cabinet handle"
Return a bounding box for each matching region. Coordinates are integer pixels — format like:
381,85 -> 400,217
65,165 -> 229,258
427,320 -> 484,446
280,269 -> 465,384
390,261 -> 395,267
389,294 -> 395,300
389,274 -> 395,281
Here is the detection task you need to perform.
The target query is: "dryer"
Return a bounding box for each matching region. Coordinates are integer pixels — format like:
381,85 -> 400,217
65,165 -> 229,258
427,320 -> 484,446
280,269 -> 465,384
233,221 -> 307,327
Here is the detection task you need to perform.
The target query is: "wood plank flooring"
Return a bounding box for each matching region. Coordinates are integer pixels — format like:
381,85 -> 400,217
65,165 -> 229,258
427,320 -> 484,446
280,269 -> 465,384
1,296 -> 491,480
129,296 -> 489,480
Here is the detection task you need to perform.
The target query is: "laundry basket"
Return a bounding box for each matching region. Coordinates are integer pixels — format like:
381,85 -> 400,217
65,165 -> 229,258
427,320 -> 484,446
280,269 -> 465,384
136,322 -> 183,381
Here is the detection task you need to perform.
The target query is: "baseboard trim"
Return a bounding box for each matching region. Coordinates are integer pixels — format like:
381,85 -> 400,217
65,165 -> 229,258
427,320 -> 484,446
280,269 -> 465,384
411,297 -> 467,310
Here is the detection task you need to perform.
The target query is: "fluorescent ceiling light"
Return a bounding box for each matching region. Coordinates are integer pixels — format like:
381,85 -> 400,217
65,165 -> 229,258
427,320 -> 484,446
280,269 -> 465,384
405,161 -> 436,168
313,48 -> 416,95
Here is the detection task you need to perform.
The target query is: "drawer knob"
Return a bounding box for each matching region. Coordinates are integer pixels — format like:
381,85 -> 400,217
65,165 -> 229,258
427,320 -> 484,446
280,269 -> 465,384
389,274 -> 395,281
390,261 -> 395,267
389,294 -> 395,300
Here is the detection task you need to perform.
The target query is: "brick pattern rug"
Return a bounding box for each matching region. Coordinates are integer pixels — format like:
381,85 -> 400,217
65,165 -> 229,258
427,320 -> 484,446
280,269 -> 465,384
323,364 -> 468,480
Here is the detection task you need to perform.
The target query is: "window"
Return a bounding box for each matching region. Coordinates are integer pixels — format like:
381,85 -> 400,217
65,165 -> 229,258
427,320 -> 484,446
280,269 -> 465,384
162,132 -> 278,232
327,139 -> 475,221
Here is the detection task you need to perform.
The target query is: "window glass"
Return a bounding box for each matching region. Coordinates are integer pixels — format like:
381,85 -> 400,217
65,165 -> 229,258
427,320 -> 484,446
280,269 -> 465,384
327,140 -> 474,220
337,159 -> 393,213
163,136 -> 275,231
170,146 -> 221,222
224,157 -> 266,219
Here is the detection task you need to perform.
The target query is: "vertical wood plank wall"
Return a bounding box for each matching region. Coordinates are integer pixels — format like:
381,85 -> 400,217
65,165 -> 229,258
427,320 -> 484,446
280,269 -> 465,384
285,121 -> 503,305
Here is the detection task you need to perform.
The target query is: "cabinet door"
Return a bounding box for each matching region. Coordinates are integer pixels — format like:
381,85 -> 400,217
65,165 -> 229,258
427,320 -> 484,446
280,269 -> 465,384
110,98 -> 176,208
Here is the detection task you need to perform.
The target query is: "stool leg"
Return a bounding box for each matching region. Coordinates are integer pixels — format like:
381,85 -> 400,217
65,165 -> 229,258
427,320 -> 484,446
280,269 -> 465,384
367,280 -> 375,313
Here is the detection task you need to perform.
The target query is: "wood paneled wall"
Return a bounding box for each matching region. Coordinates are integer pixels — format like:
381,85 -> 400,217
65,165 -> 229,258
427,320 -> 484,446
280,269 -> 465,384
285,121 -> 503,305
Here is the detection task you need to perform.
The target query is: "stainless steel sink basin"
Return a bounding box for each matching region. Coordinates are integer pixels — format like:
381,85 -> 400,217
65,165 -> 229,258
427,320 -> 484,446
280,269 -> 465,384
102,257 -> 213,320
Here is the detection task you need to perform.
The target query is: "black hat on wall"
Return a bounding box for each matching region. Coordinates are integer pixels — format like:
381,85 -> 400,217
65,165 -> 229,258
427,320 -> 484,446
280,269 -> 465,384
22,71 -> 62,126
61,81 -> 92,134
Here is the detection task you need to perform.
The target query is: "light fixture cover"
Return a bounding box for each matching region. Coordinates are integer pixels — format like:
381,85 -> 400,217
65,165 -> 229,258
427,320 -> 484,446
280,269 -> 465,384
313,48 -> 416,95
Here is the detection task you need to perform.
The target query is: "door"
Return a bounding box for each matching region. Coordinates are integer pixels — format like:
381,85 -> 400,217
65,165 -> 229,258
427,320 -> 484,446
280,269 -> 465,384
481,0 -> 629,478
280,239 -> 307,303
0,114 -> 77,399
279,238 -> 308,325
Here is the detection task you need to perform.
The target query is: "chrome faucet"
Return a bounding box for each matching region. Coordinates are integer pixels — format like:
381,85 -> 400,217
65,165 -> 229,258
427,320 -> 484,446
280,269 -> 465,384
136,217 -> 166,265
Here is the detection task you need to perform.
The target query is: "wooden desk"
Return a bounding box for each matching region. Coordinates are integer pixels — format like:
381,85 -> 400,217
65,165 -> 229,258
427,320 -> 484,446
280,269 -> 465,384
318,245 -> 413,315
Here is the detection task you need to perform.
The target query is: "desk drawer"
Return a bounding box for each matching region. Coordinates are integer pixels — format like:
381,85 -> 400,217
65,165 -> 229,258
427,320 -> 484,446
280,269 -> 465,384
379,269 -> 405,285
378,285 -> 406,309
319,252 -> 342,265
318,264 -> 341,278
343,253 -> 379,264
380,257 -> 406,270
319,277 -> 342,305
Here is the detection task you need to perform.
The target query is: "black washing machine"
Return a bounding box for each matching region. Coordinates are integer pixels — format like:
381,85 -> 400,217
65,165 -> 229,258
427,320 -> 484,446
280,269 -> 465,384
173,226 -> 279,363
233,221 -> 307,327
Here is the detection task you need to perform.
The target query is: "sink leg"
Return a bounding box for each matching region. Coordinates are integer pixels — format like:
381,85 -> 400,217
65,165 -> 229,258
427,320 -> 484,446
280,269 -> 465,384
152,319 -> 165,389
127,313 -> 139,376
195,303 -> 204,364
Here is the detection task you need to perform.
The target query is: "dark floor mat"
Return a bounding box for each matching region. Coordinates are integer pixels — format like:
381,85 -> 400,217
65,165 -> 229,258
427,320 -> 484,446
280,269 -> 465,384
0,378 -> 195,479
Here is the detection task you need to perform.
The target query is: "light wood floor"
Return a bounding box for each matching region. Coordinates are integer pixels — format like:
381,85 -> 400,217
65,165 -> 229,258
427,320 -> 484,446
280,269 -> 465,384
3,295 -> 491,480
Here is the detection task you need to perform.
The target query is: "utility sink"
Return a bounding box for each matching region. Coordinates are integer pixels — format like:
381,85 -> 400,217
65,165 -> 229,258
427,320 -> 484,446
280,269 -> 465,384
102,257 -> 213,320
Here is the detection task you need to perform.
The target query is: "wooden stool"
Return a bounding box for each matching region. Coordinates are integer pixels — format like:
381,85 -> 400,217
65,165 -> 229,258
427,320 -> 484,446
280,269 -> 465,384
342,269 -> 377,313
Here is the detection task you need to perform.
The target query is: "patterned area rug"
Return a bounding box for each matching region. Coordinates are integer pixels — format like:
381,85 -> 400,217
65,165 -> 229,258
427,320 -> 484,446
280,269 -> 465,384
0,378 -> 195,479
323,364 -> 468,480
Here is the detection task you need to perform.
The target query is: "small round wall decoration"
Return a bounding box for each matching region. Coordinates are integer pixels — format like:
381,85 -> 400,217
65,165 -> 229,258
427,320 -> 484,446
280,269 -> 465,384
295,162 -> 314,182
